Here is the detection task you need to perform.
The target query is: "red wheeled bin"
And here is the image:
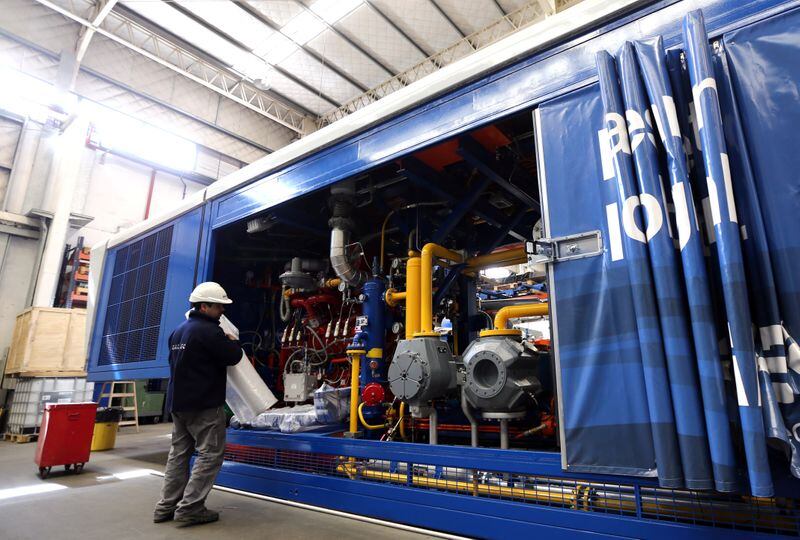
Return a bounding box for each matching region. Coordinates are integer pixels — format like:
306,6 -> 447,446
35,402 -> 97,478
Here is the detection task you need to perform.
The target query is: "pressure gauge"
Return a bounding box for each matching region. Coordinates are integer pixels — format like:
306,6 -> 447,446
391,321 -> 403,335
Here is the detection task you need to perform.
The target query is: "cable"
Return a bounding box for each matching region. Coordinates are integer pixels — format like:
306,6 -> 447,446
478,310 -> 494,330
379,202 -> 447,271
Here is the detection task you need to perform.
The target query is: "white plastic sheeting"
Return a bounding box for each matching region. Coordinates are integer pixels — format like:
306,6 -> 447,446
218,314 -> 278,423
231,384 -> 350,432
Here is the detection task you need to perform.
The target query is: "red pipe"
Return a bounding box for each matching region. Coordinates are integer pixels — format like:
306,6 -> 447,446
290,294 -> 338,320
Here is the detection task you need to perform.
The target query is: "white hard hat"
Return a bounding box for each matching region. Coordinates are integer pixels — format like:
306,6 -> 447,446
189,282 -> 233,304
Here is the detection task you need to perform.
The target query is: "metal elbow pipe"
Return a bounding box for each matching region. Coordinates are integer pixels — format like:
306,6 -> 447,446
480,302 -> 549,338
330,226 -> 368,287
418,243 -> 463,335
495,303 -> 549,329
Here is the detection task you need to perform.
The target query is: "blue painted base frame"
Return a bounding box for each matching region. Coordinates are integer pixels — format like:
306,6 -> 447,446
214,430 -> 799,539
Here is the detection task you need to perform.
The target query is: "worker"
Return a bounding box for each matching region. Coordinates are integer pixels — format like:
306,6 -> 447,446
153,282 -> 241,527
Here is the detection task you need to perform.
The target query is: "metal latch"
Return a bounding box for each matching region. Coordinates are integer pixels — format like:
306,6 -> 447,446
525,230 -> 603,264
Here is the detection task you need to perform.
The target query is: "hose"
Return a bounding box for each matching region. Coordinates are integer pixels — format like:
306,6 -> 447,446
379,202 -> 446,273
279,286 -> 291,322
358,402 -> 389,430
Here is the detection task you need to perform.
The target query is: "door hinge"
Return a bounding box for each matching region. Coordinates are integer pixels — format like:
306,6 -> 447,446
525,230 -> 603,264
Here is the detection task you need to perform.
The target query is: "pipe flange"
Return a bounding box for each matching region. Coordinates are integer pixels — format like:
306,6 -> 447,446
328,216 -> 355,231
466,350 -> 507,399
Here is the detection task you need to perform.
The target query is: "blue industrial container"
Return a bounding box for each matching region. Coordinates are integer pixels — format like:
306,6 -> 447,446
86,0 -> 800,537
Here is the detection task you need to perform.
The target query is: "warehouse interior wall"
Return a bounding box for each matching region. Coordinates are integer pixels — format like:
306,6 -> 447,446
0,108 -> 205,376
0,0 -> 296,163
0,0 -> 303,377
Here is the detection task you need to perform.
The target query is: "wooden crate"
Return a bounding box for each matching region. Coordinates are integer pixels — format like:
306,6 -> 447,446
4,308 -> 87,376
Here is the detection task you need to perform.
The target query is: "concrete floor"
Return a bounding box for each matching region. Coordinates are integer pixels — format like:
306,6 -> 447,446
0,423 -> 450,540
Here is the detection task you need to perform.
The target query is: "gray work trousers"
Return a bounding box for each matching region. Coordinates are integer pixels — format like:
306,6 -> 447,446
154,406 -> 226,518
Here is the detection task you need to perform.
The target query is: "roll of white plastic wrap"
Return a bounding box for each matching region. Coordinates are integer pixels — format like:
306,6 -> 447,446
216,314 -> 278,423
225,351 -> 278,423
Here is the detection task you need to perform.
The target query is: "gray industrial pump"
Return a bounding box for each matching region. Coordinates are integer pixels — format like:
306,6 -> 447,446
461,334 -> 541,414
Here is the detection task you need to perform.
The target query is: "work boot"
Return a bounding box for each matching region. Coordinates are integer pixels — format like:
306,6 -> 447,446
153,510 -> 174,523
175,508 -> 219,527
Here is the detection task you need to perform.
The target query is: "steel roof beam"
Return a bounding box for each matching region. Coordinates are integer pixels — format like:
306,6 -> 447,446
363,0 -> 436,59
428,0 -> 468,38
232,1 -> 369,94
321,1 -> 546,126
457,137 -> 539,209
431,176 -> 492,244
165,1 -> 341,108
491,0 -> 508,16
32,0 -> 314,135
400,157 -> 526,242
74,0 -> 118,64
290,0 -> 397,79
483,210 -> 527,253
113,4 -> 318,120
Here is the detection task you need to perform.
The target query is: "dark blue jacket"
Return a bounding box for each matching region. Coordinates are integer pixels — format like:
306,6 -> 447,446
167,310 -> 241,412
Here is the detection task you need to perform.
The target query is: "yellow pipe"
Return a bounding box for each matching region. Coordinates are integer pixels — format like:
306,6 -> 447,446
399,402 -> 407,441
324,278 -> 342,288
336,464 -> 577,507
384,288 -> 406,307
358,402 -> 389,430
417,243 -> 463,336
334,463 -> 794,530
406,257 -> 421,339
347,349 -> 365,435
465,247 -> 527,270
481,302 -> 549,338
495,303 -> 549,328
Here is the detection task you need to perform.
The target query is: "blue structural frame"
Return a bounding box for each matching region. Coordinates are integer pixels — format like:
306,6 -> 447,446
88,0 -> 800,536
87,208 -> 203,381
217,429 -> 793,539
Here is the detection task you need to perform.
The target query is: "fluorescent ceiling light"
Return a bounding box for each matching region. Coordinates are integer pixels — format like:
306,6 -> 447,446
481,267 -> 513,280
176,0 -> 269,52
0,483 -> 68,501
310,0 -> 363,24
81,101 -> 197,172
123,0 -> 266,81
0,65 -> 76,121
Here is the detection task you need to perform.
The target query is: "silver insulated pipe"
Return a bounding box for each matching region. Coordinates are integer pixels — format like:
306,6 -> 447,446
329,181 -> 368,287
330,226 -> 367,286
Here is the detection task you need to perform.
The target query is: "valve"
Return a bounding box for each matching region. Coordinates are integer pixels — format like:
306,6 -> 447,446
361,383 -> 385,407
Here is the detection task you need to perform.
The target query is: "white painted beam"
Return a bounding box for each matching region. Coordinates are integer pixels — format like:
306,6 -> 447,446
32,0 -> 313,135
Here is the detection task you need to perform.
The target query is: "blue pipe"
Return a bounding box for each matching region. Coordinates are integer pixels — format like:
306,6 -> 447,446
351,279 -> 387,427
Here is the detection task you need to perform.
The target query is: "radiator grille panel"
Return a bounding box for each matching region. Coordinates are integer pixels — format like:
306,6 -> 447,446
98,226 -> 173,366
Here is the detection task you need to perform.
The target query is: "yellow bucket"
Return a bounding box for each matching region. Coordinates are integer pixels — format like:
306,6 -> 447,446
91,421 -> 119,451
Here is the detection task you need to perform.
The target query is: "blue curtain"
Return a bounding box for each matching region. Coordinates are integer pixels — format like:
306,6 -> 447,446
589,9 -> 800,497
722,7 -> 800,481
596,50 -> 692,489
537,86 -> 660,479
